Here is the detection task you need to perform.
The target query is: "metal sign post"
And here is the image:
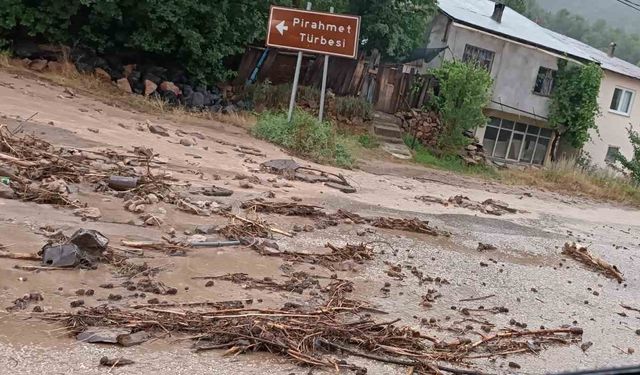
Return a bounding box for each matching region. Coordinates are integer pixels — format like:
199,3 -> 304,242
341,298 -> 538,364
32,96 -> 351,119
318,6 -> 334,123
266,4 -> 360,123
287,2 -> 312,122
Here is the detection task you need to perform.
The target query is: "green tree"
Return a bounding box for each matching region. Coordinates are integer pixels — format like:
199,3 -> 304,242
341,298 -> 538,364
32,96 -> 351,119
548,60 -> 603,159
497,0 -> 528,14
615,127 -> 640,184
432,60 -> 493,153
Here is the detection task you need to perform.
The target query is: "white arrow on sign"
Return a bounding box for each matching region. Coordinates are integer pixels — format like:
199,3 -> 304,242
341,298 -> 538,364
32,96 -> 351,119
276,20 -> 288,35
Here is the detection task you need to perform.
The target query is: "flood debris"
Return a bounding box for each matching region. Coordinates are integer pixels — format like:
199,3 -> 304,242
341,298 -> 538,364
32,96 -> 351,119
193,272 -> 320,294
562,243 -> 624,283
416,194 -> 522,216
99,357 -> 135,367
6,292 -> 43,311
241,198 -> 324,217
261,159 -> 356,193
43,299 -> 583,375
477,243 -> 497,251
41,229 -> 109,268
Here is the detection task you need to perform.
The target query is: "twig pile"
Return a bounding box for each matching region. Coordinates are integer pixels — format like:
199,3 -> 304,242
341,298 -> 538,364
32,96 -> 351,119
194,272 -> 320,294
562,242 -> 624,283
241,199 -> 324,217
330,210 -> 450,237
41,302 -> 583,374
274,243 -> 374,270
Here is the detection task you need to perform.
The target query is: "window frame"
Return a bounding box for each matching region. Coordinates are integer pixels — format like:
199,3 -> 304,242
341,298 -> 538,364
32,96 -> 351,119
609,87 -> 635,116
483,117 -> 551,165
532,66 -> 556,97
605,146 -> 620,163
462,44 -> 495,72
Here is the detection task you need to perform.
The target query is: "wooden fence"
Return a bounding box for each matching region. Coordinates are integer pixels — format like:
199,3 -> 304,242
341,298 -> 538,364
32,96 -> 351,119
235,46 -> 436,114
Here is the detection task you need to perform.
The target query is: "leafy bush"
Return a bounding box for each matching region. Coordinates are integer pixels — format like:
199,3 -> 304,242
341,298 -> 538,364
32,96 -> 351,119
335,96 -> 373,120
252,110 -> 352,168
431,61 -> 493,153
548,61 -> 602,154
357,133 -> 379,149
403,135 -> 497,177
615,127 -> 640,185
0,1 -> 289,84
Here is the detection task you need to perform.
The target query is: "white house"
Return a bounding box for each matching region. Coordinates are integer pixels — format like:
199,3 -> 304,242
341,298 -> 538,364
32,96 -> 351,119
426,0 -> 640,167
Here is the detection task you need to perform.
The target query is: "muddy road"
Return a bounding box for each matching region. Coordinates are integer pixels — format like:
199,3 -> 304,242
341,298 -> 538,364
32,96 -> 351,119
0,71 -> 639,374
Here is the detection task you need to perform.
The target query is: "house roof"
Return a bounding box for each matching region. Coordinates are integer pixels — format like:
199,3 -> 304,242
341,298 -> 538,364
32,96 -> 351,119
438,0 -> 640,80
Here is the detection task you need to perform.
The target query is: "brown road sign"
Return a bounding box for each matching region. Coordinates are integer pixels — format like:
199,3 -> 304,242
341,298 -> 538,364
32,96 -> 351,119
266,6 -> 360,59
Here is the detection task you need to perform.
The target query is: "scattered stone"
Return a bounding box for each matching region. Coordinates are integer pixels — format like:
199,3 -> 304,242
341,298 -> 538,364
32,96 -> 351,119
117,331 -> 150,347
239,182 -> 253,189
508,362 -> 521,369
108,293 -> 123,301
195,225 -> 217,235
75,289 -> 86,296
94,68 -> 112,82
0,183 -> 15,199
77,327 -> 131,344
205,280 -> 214,287
179,138 -> 194,147
87,128 -> 99,133
116,78 -> 132,93
73,207 -> 102,220
29,59 -> 48,72
159,81 -> 181,96
70,300 -> 85,308
32,305 -> 44,313
148,124 -> 170,137
630,348 -> 636,355
100,283 -> 114,289
477,242 -> 497,251
85,289 -> 95,296
531,288 -> 538,293
144,80 -> 158,96
99,357 -> 135,367
581,341 -> 593,352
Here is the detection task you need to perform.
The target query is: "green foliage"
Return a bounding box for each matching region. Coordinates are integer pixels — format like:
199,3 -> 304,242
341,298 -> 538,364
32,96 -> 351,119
495,0 -> 528,14
0,0 -> 293,84
548,61 -> 603,149
292,0 -> 436,59
431,60 -> 493,153
615,127 -> 640,184
524,1 -> 640,65
252,110 -> 352,168
335,96 -> 373,120
403,135 -> 498,177
357,133 -> 379,149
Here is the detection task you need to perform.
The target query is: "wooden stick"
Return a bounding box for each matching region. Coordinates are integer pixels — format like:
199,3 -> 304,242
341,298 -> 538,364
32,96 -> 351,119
0,251 -> 41,261
229,214 -> 292,237
0,152 -> 36,167
459,294 -> 496,302
14,265 -> 72,271
620,304 -> 640,313
318,339 -> 487,375
470,327 -> 583,349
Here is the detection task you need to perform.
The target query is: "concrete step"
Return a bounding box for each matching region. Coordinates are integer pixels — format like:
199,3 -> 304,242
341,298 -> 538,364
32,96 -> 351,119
382,142 -> 413,160
373,123 -> 404,139
375,134 -> 405,144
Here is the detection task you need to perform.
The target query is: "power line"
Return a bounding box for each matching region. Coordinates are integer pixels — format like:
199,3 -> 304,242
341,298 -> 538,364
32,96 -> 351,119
616,0 -> 640,12
622,0 -> 640,8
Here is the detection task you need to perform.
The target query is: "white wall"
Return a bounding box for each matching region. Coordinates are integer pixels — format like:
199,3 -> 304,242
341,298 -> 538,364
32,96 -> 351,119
427,13 -> 558,121
584,70 -> 640,167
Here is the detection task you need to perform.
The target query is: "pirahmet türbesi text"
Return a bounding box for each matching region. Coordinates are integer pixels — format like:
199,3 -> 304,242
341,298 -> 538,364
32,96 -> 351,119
293,17 -> 353,48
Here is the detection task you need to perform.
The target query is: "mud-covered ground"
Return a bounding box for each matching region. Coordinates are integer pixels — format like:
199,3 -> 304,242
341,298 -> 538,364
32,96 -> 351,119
0,71 -> 639,375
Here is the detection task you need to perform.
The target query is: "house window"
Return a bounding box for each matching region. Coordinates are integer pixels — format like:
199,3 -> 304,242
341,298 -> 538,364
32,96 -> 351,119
533,67 -> 556,96
605,146 -> 620,163
463,45 -> 495,71
610,87 -> 635,115
482,117 -> 552,165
